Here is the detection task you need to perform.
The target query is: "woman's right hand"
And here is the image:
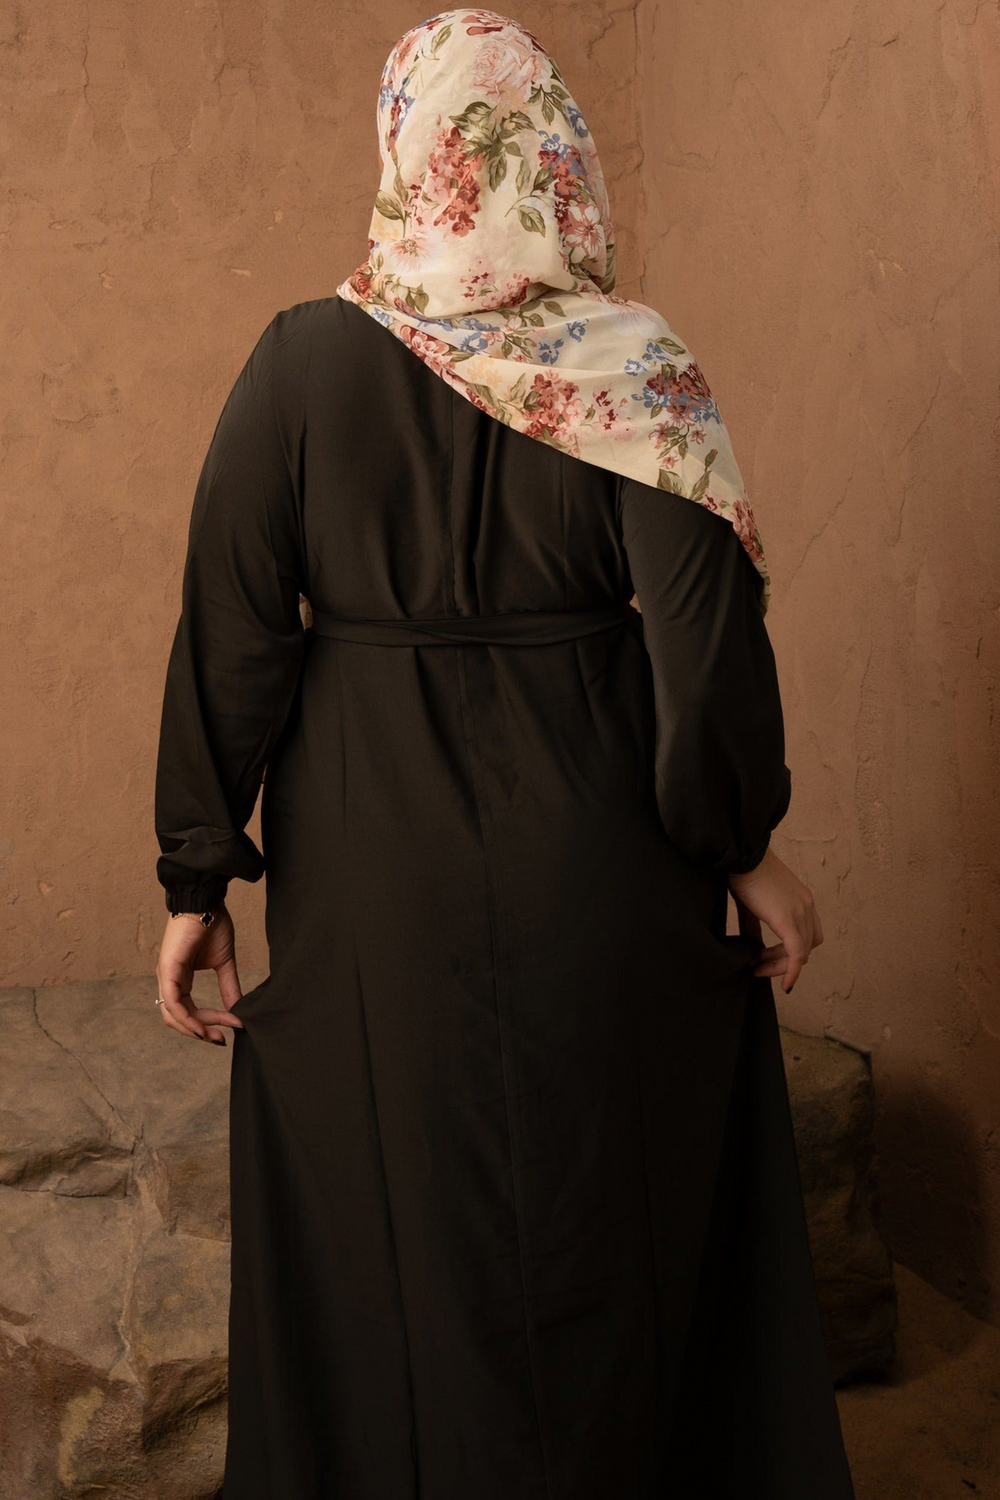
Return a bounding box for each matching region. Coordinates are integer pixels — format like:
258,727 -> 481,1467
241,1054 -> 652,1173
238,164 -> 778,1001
155,905 -> 246,1044
727,846 -> 824,995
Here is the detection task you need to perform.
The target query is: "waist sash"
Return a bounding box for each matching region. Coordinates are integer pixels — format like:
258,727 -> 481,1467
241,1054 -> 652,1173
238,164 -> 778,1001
308,603 -> 638,647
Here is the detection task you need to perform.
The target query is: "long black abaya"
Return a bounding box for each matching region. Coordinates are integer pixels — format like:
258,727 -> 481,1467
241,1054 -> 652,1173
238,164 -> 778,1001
154,295 -> 855,1499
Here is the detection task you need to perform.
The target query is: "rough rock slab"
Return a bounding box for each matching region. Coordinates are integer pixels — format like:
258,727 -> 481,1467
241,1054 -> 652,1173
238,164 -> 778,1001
781,1028 -> 899,1382
0,990 -> 133,1198
1,975 -> 894,1497
0,974 -> 254,1500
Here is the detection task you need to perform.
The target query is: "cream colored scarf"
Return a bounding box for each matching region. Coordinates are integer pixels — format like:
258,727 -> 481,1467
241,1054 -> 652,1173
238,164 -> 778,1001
337,8 -> 771,612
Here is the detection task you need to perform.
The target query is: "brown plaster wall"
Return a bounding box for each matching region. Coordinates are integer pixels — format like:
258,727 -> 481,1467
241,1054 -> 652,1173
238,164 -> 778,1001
1,0 -> 639,979
634,0 -> 1000,1319
3,1 -> 998,1321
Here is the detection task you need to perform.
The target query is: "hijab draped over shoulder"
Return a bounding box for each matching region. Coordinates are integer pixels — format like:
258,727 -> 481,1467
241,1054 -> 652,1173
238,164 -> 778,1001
338,8 -> 772,612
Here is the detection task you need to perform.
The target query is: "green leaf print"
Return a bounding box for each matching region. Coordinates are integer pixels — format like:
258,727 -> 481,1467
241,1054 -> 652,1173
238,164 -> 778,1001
488,153 -> 508,191
467,381 -> 499,411
656,469 -> 686,494
428,22 -> 451,56
375,191 -> 404,222
689,450 -> 719,501
505,110 -> 534,133
451,101 -> 493,130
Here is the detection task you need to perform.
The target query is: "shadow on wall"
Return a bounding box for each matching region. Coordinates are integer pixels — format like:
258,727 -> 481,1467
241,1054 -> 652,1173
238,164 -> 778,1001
877,1078 -> 991,1345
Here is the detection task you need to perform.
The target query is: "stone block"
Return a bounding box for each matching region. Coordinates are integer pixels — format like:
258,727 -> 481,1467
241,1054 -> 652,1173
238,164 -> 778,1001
0,979 -> 893,1496
782,1027 -> 898,1382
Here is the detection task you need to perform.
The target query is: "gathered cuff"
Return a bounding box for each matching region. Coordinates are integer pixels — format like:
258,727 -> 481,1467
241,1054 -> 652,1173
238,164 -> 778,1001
724,765 -> 793,876
164,879 -> 229,915
725,836 -> 772,876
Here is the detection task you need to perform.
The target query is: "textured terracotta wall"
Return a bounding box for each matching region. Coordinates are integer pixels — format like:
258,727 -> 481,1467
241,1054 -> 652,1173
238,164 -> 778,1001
634,0 -> 1000,1319
4,0 -> 998,1323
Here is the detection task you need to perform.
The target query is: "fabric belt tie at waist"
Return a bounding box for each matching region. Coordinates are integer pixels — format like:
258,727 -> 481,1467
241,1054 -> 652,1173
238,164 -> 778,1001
307,603 -> 638,647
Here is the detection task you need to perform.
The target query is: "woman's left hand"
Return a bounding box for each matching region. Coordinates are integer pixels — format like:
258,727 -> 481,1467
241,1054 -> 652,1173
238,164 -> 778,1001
155,906 -> 246,1045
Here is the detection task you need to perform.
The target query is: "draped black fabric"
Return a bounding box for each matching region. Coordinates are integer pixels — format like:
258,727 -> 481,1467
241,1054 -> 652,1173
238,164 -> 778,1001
153,295 -> 854,1499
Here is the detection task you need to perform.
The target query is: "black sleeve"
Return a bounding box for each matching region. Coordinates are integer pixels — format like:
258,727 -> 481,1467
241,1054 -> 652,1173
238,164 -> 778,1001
619,477 -> 791,875
153,316 -> 307,913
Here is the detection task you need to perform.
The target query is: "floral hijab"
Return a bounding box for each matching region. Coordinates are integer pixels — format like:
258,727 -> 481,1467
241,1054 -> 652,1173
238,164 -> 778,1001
337,8 -> 771,612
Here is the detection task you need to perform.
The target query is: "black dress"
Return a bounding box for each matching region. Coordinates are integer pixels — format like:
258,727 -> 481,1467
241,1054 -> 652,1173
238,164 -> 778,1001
154,295 -> 855,1499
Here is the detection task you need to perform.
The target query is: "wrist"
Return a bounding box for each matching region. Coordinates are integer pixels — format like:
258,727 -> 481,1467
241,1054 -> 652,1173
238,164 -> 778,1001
169,904 -> 222,928
167,900 -> 223,924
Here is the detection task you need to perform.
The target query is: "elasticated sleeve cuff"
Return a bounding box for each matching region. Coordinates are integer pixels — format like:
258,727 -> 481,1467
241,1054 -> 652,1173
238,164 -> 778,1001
164,879 -> 229,915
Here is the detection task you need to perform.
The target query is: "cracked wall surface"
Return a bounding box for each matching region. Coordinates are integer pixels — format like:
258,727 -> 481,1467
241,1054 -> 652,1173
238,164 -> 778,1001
2,0 -> 998,1328
634,0 -> 1000,1320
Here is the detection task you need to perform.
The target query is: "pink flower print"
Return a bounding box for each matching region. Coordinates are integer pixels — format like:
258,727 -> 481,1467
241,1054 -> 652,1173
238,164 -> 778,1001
703,491 -> 765,565
461,259 -> 496,300
348,261 -> 375,299
460,264 -> 531,312
386,90 -> 412,154
471,31 -> 550,107
664,363 -> 721,429
426,126 -> 484,238
563,199 -> 604,263
400,325 -> 455,380
729,496 -> 765,564
591,387 -> 628,435
523,372 -> 586,444
539,142 -> 588,211
496,274 -> 532,309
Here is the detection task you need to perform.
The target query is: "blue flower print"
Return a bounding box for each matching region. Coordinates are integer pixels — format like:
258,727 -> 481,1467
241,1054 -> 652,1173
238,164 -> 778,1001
538,131 -> 586,180
565,101 -> 590,139
633,384 -> 662,409
626,341 -> 681,378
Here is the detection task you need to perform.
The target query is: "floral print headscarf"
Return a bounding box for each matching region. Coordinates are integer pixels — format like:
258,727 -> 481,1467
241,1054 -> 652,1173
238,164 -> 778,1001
337,8 -> 771,612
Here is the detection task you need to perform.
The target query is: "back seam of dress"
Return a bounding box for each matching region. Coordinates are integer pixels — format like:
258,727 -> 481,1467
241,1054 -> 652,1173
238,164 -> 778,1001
335,651 -> 422,1497
632,1049 -> 665,1480
453,645 -> 554,1499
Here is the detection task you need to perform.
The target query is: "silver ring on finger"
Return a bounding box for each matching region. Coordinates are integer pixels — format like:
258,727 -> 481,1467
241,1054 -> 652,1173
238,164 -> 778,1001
155,995 -> 167,1007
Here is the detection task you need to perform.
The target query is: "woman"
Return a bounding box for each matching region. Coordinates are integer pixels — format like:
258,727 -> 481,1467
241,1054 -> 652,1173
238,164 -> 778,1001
154,10 -> 854,1497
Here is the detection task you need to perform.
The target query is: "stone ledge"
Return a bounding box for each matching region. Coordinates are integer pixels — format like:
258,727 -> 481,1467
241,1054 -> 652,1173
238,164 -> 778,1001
781,1028 -> 898,1382
1,975 -> 896,1497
